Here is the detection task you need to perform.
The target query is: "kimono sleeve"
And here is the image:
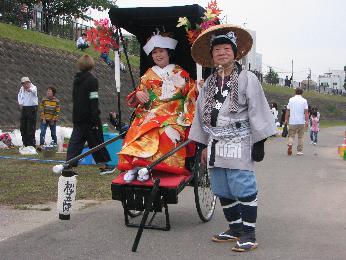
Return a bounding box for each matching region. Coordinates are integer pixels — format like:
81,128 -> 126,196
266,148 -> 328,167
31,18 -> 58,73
246,72 -> 277,144
178,69 -> 198,126
188,81 -> 209,145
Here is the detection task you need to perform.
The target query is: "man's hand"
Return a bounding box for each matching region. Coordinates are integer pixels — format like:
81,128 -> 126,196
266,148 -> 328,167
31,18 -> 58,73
252,139 -> 266,162
198,79 -> 205,88
201,148 -> 207,165
136,88 -> 149,104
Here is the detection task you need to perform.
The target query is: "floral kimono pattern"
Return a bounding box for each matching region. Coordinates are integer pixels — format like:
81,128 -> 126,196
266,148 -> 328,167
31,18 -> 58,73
118,64 -> 197,175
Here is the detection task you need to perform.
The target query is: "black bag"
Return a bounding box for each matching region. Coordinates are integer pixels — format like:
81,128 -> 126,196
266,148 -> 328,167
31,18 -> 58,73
282,124 -> 288,137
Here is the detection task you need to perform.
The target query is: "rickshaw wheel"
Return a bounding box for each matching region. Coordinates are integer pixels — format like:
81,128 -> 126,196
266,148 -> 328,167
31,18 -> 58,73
193,148 -> 217,222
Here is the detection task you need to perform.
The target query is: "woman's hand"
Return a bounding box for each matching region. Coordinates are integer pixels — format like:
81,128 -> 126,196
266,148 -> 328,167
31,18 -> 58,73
136,88 -> 149,104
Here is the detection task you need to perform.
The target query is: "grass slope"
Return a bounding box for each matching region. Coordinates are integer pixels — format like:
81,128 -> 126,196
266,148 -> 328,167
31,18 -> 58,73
264,84 -> 346,103
0,22 -> 140,66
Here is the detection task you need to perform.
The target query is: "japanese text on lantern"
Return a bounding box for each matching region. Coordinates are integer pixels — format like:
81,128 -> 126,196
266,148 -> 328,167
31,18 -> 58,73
62,181 -> 75,212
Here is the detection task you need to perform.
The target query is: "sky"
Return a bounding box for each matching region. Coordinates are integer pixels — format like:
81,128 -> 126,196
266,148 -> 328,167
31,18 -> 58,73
90,0 -> 346,82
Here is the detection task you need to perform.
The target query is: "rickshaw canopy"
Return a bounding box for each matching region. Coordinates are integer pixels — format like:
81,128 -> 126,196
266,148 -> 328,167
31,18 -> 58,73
108,4 -> 205,79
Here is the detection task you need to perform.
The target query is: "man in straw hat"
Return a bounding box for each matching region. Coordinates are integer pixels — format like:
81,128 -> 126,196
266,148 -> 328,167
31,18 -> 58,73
189,24 -> 276,252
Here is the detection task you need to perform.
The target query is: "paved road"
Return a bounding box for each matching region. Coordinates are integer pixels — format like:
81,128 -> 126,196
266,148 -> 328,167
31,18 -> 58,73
1,126 -> 346,260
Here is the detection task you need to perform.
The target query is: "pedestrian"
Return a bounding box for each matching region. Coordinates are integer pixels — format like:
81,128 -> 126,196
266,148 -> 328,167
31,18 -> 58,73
66,55 -> 114,175
271,102 -> 279,126
38,86 -> 60,148
310,111 -> 319,145
189,24 -> 276,252
76,33 -> 89,51
313,107 -> 320,120
17,77 -> 38,147
18,3 -> 30,29
280,105 -> 287,127
285,87 -> 309,155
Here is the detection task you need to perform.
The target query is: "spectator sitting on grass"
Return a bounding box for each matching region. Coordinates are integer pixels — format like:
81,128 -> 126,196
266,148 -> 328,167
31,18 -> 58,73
100,51 -> 114,68
76,33 -> 89,51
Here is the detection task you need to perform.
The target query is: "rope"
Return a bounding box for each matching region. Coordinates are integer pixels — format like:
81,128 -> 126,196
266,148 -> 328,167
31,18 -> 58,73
119,28 -> 136,90
0,155 -> 64,164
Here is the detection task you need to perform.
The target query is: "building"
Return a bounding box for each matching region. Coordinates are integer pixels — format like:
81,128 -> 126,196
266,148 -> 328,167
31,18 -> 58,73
241,29 -> 262,74
318,70 -> 346,94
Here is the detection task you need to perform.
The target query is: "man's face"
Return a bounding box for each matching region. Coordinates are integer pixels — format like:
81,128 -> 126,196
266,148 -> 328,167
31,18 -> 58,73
22,81 -> 31,89
151,48 -> 170,68
211,44 -> 235,67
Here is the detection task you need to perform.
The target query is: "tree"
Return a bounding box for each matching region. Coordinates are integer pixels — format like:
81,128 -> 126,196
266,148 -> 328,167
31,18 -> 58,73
23,0 -> 117,19
264,67 -> 279,85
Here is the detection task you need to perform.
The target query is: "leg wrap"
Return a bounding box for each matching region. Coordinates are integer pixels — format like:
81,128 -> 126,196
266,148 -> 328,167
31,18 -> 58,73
238,193 -> 257,234
219,197 -> 242,231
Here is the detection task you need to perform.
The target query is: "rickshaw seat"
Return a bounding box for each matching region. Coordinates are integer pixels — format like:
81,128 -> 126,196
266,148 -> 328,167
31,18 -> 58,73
112,171 -> 191,188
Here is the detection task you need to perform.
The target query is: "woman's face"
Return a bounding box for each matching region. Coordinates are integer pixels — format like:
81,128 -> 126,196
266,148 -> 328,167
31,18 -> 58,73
211,43 -> 235,67
151,48 -> 170,68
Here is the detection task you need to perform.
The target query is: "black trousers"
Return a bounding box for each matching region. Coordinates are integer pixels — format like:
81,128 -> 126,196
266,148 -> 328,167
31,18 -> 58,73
66,123 -> 111,167
20,106 -> 37,147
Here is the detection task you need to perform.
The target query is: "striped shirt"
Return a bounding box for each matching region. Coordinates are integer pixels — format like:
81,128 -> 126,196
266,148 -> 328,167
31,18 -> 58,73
40,97 -> 61,121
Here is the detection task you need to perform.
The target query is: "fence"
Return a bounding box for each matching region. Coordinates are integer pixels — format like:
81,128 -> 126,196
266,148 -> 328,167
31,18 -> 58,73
0,0 -> 90,40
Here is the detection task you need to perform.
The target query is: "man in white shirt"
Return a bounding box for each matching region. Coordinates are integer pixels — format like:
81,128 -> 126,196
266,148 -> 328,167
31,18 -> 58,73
284,87 -> 309,155
76,33 -> 89,51
18,77 -> 38,147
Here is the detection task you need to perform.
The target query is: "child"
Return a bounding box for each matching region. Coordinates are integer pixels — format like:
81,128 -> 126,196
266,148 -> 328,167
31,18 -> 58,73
76,33 -> 89,51
100,51 -> 115,67
310,111 -> 319,145
39,86 -> 60,148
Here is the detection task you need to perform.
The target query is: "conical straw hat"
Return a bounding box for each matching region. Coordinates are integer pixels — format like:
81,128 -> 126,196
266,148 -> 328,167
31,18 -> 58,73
191,24 -> 253,68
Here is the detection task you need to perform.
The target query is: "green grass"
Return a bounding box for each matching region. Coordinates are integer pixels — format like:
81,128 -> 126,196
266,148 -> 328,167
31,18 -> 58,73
0,148 -> 116,206
263,84 -> 346,102
319,120 -> 346,128
0,22 -> 139,66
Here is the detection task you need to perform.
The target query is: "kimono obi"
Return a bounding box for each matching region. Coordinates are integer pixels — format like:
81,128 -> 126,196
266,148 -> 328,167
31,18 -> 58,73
203,119 -> 251,142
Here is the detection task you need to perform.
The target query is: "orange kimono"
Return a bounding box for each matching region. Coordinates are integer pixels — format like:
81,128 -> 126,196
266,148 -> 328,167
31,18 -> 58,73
118,64 -> 197,175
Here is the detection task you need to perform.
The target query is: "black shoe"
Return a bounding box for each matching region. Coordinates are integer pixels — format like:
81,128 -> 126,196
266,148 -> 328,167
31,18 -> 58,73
212,229 -> 241,243
100,166 -> 115,175
232,232 -> 258,252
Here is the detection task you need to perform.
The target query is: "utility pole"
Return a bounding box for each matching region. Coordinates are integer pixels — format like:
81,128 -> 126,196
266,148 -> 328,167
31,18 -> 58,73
307,68 -> 311,91
291,60 -> 294,87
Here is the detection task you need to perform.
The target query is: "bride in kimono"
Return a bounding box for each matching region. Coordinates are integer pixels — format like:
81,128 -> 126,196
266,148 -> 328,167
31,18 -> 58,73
117,33 -> 197,182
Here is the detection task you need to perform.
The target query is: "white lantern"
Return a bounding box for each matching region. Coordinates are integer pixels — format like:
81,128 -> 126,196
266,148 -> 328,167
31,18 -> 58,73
57,170 -> 77,220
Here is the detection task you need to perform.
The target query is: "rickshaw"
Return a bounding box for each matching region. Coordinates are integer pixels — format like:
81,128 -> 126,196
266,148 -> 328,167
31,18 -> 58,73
54,4 -> 216,253
108,4 -> 217,252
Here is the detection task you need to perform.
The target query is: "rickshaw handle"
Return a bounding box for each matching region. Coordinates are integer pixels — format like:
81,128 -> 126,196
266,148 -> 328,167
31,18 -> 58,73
63,131 -> 127,168
146,139 -> 193,172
